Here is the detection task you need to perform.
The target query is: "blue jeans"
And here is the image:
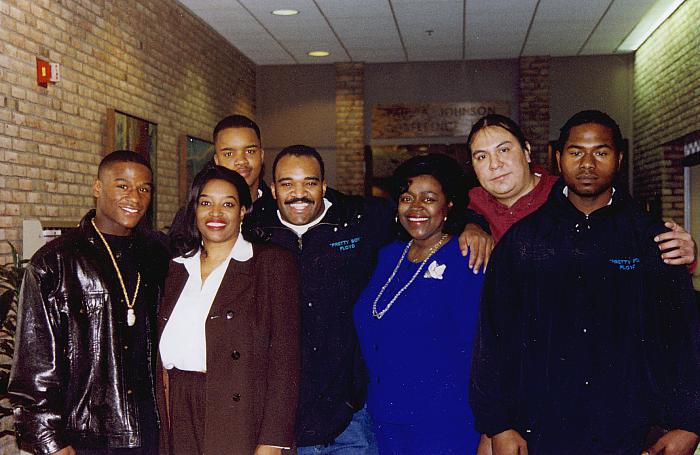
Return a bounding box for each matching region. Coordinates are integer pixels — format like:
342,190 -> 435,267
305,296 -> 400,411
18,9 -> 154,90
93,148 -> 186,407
297,407 -> 379,455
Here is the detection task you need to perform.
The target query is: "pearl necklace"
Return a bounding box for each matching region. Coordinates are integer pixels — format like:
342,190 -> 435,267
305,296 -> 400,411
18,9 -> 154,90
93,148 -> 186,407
91,218 -> 141,327
372,234 -> 449,320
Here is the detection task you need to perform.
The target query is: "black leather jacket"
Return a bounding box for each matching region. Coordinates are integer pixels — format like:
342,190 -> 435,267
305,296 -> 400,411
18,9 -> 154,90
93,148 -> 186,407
8,211 -> 169,455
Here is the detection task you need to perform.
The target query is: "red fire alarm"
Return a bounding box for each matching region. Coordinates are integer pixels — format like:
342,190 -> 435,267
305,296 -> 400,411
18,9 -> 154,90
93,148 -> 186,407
36,58 -> 51,87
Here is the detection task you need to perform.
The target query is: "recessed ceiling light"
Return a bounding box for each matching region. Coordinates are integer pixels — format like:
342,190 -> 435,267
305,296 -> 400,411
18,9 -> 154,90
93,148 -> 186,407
271,9 -> 299,16
307,50 -> 330,57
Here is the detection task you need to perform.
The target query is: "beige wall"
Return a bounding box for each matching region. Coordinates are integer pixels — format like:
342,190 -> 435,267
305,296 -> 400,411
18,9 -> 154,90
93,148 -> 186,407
690,165 -> 700,289
0,0 -> 256,259
549,54 -> 634,140
256,64 -> 337,187
256,64 -> 336,149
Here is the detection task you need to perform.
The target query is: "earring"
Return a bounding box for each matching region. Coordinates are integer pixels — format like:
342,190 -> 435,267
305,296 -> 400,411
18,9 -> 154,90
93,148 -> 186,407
443,216 -> 447,222
395,215 -> 399,223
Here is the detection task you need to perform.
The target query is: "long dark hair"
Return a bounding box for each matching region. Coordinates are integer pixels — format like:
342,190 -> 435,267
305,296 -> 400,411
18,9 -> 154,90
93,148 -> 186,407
392,153 -> 468,238
171,165 -> 252,257
466,114 -> 529,163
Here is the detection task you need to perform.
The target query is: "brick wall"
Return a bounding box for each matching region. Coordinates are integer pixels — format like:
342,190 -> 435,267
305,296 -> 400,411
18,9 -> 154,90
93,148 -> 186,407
335,62 -> 364,195
518,56 -> 551,166
633,0 -> 700,220
0,0 -> 255,260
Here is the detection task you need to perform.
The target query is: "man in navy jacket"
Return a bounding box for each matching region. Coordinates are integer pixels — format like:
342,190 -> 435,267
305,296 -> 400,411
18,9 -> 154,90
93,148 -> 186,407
246,145 -> 392,453
470,110 -> 700,455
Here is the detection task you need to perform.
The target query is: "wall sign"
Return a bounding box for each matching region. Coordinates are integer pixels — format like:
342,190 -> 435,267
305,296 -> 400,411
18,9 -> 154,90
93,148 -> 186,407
371,101 -> 510,139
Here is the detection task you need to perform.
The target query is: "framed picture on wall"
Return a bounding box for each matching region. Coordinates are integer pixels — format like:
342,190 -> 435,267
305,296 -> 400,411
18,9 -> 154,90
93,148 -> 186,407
179,135 -> 214,204
106,109 -> 158,227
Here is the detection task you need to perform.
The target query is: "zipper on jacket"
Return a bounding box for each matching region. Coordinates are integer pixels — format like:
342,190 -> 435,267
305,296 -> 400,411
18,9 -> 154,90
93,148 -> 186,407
261,221 -> 337,252
296,221 -> 336,251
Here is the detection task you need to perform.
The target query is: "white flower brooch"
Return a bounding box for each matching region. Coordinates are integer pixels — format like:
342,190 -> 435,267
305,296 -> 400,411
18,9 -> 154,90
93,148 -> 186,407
424,260 -> 446,280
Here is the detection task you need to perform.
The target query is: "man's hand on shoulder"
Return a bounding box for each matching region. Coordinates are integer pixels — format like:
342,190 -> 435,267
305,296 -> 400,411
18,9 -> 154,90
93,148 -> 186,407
477,434 -> 493,455
459,223 -> 494,274
52,446 -> 76,455
492,429 -> 528,455
654,220 -> 697,266
642,429 -> 700,455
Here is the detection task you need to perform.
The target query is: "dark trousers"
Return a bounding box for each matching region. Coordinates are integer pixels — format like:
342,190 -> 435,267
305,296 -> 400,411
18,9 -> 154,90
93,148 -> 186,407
167,368 -> 206,455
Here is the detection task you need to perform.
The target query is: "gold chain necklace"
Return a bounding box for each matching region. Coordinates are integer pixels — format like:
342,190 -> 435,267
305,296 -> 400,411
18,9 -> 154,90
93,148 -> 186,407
372,233 -> 449,320
91,218 -> 141,327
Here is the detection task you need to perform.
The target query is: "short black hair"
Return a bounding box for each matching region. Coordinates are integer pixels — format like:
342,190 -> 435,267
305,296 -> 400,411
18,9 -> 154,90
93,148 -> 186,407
171,165 -> 252,257
272,144 -> 325,181
392,153 -> 468,236
557,110 -> 624,153
466,114 -> 529,164
213,115 -> 261,145
98,150 -> 152,178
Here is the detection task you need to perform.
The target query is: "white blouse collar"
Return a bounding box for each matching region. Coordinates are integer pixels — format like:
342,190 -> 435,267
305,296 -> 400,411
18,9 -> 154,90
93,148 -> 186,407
173,236 -> 253,266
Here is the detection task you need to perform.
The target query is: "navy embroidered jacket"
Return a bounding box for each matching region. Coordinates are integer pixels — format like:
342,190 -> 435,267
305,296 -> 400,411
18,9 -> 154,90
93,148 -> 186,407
470,180 -> 700,455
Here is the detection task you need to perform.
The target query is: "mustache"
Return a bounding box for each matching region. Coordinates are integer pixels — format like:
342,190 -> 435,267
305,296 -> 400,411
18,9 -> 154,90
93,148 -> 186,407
285,197 -> 314,205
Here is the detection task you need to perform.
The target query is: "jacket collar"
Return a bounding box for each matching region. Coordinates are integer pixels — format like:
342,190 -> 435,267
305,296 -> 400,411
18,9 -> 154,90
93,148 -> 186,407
80,209 -> 100,244
158,246 -> 255,326
249,186 -> 352,230
548,178 -> 631,220
173,237 -> 253,267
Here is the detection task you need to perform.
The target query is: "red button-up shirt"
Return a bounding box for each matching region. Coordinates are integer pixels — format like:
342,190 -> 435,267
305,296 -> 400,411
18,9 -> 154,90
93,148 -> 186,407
468,172 -> 560,243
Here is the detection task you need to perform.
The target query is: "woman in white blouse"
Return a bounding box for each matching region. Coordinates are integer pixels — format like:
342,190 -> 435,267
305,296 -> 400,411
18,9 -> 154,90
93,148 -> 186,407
157,165 -> 300,455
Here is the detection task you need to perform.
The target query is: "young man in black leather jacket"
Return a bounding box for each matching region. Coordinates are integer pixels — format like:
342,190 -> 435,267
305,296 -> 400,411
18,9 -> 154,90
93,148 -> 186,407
9,151 -> 169,455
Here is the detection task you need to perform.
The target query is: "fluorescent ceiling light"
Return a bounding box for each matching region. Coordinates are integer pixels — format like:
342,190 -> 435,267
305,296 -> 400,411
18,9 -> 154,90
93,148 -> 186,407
271,9 -> 299,16
617,0 -> 686,52
307,51 -> 330,57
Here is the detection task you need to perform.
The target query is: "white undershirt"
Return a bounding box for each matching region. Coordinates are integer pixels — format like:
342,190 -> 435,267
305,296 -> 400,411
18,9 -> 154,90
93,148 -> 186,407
277,198 -> 332,237
562,186 -> 615,206
159,237 -> 253,372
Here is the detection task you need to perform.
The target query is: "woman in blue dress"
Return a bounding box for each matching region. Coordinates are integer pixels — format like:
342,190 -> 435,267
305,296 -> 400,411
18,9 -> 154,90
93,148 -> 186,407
354,153 -> 485,454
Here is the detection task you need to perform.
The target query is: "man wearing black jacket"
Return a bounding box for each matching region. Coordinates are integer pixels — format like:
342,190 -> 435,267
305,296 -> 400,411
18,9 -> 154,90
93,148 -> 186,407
470,110 -> 700,455
10,151 -> 169,455
247,145 -> 392,454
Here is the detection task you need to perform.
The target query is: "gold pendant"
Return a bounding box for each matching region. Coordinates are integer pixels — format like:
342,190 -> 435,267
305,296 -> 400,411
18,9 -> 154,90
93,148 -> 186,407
127,308 -> 136,326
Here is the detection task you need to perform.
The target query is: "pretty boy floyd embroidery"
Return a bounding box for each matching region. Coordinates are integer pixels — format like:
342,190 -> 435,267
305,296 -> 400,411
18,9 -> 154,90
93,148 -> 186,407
329,236 -> 361,252
609,257 -> 640,270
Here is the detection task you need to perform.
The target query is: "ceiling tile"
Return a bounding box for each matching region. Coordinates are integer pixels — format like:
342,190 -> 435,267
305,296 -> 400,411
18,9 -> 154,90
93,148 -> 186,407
522,0 -> 611,56
177,0 -> 674,65
580,0 -> 658,54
